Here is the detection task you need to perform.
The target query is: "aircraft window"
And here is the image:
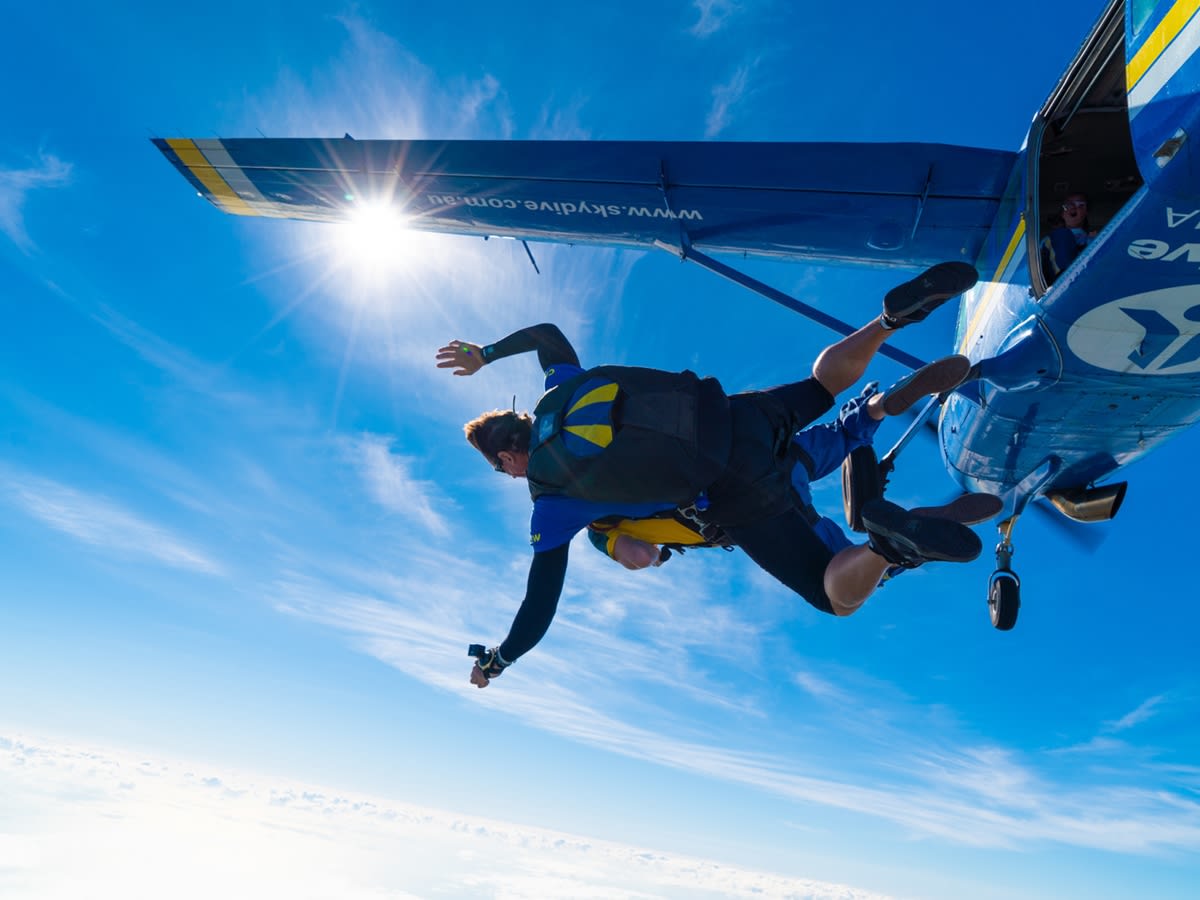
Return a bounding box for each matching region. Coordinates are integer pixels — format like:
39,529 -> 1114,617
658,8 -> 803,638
1031,0 -> 1143,293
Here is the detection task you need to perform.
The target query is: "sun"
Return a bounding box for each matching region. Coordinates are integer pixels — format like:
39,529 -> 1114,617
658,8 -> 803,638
334,198 -> 417,275
274,192 -> 465,339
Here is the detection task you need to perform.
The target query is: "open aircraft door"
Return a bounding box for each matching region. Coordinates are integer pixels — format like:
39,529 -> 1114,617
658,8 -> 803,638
1028,0 -> 1143,296
1027,0 -> 1200,298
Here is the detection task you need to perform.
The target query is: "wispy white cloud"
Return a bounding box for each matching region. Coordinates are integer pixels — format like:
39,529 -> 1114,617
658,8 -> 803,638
451,72 -> 509,137
1049,694 -> 1174,756
689,0 -> 743,38
0,470 -> 225,576
244,13 -> 512,141
0,732 -> 889,900
0,153 -> 72,252
83,301 -> 259,407
530,94 -> 593,140
348,434 -> 453,537
793,669 -> 855,704
705,62 -> 754,138
268,556 -> 1200,856
1106,694 -> 1167,733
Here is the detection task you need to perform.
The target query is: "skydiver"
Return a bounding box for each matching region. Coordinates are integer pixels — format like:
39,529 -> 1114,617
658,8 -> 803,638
437,262 -> 989,688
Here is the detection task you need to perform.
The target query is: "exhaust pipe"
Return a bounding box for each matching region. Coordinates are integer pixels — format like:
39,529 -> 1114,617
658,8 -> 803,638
1046,482 -> 1127,523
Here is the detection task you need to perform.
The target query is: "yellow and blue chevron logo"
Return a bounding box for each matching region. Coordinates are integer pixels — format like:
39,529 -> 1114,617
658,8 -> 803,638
560,379 -> 618,456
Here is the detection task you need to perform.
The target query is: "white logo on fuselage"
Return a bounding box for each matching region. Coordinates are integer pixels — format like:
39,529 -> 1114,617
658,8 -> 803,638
1067,286 -> 1200,374
1128,238 -> 1200,263
1122,208 -> 1200,266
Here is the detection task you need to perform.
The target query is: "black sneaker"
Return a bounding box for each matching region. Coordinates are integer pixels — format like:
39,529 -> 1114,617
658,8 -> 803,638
911,492 -> 1003,526
881,262 -> 979,329
880,355 -> 971,416
861,498 -> 982,566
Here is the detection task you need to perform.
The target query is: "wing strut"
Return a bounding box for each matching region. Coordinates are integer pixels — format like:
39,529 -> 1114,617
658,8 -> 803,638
521,240 -> 541,274
656,242 -> 928,372
910,165 -> 934,241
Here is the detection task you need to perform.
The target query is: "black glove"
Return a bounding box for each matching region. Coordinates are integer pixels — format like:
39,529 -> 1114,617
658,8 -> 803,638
468,644 -> 511,680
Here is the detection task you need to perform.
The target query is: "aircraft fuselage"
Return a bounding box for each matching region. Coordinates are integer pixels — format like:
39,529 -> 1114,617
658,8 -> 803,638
943,0 -> 1200,510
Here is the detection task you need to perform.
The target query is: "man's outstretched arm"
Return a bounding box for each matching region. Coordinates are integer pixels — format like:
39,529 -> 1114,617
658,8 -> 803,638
437,323 -> 580,376
472,543 -> 569,688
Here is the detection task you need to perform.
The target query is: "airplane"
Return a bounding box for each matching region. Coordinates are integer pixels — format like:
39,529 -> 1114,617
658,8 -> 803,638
151,0 -> 1200,631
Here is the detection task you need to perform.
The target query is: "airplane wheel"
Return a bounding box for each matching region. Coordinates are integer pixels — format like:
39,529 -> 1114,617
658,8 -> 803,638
988,570 -> 1020,631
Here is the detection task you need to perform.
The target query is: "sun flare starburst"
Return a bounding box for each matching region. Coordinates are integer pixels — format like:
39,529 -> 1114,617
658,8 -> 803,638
335,199 -> 415,275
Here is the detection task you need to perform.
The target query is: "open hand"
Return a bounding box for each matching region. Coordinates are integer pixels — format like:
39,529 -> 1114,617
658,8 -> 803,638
436,341 -> 484,376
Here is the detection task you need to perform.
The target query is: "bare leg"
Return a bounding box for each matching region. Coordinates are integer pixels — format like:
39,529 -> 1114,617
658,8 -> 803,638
823,544 -> 891,616
811,320 -> 890,397
813,262 -> 978,398
866,393 -> 886,421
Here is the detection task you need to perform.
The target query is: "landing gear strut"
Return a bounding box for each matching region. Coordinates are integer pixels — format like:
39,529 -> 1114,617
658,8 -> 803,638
988,517 -> 1020,630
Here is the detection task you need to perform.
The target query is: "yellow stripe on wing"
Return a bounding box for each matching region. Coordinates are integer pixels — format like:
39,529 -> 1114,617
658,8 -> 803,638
166,139 -> 259,217
1128,0 -> 1200,89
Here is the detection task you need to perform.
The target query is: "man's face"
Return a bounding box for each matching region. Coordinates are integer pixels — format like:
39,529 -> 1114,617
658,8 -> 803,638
495,449 -> 529,479
1062,196 -> 1087,228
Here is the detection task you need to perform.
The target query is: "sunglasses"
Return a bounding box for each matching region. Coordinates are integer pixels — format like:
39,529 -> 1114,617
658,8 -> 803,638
492,455 -> 506,473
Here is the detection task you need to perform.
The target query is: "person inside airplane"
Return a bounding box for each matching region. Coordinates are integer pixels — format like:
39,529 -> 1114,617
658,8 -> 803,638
437,263 -> 992,687
1042,192 -> 1094,284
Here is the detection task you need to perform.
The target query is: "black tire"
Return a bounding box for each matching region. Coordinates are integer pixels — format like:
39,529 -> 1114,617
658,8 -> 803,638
988,571 -> 1020,631
842,445 -> 884,532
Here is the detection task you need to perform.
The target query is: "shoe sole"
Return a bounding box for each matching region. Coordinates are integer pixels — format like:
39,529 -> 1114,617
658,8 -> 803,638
911,492 -> 1003,526
884,262 -> 979,320
881,355 -> 971,416
861,499 -> 982,563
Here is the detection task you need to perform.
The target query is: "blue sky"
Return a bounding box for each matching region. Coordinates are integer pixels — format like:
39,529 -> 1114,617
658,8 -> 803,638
3,1 -> 1199,897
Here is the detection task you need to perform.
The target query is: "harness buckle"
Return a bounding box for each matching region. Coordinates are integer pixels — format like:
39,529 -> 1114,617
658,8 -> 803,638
677,491 -> 734,548
678,490 -> 710,525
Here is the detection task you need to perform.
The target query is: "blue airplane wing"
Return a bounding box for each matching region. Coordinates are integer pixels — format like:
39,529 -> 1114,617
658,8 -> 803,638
153,137 -> 1016,270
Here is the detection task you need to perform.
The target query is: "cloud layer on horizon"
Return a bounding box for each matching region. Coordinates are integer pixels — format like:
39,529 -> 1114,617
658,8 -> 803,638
0,732 -> 889,900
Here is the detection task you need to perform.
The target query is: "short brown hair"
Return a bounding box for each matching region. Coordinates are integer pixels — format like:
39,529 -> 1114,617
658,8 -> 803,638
464,410 -> 533,465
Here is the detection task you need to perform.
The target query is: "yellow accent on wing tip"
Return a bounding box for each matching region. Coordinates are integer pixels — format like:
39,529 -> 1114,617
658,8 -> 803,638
567,382 -> 619,414
166,138 -> 259,217
1127,0 -> 1200,89
564,424 -> 613,447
